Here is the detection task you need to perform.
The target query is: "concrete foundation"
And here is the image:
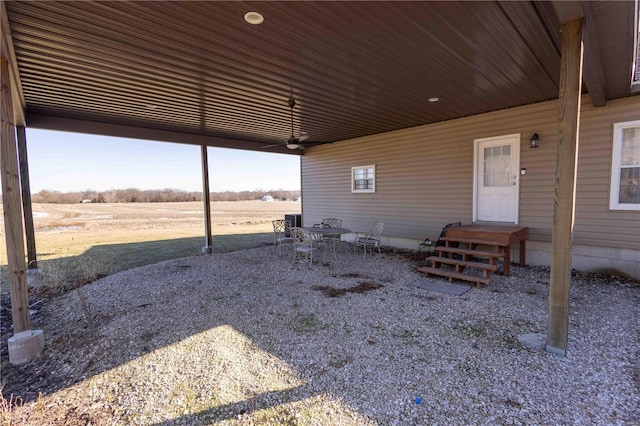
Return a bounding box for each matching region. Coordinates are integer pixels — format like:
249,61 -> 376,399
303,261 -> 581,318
518,333 -> 547,351
202,246 -> 213,254
519,333 -> 569,356
8,329 -> 45,365
26,268 -> 41,286
546,344 -> 568,357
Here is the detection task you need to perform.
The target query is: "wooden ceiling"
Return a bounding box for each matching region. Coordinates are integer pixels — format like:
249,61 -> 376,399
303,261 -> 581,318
2,1 -> 637,154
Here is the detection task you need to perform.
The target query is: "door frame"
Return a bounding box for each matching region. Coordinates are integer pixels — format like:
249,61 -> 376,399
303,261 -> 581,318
472,133 -> 521,224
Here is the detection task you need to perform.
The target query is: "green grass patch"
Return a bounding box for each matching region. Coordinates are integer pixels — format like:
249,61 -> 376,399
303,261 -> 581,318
1,232 -> 273,298
454,321 -> 487,338
288,313 -> 322,334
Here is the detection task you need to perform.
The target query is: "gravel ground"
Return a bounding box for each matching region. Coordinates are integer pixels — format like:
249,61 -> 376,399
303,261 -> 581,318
2,244 -> 639,425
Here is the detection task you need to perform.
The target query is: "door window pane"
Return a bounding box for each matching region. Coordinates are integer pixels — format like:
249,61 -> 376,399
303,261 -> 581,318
483,145 -> 511,187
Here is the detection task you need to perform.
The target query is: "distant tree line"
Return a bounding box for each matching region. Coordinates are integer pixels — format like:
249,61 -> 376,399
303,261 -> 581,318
28,188 -> 301,204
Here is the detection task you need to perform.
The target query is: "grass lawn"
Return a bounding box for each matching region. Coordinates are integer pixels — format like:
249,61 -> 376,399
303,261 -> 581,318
0,201 -> 300,296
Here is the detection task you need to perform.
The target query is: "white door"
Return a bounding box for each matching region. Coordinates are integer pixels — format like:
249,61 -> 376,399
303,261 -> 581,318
474,134 -> 520,223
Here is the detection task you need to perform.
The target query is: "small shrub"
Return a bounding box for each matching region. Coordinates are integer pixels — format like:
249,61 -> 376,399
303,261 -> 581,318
289,313 -> 322,333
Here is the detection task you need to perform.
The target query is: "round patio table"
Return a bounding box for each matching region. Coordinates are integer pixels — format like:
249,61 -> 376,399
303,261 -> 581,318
301,226 -> 351,260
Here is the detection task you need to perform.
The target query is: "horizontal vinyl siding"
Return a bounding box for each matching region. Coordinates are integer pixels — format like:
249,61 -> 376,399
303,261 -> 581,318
573,97 -> 640,248
302,95 -> 640,250
302,126 -> 472,240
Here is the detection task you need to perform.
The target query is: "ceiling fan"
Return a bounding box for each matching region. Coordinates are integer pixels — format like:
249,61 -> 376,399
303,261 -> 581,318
263,96 -> 307,150
285,96 -> 302,150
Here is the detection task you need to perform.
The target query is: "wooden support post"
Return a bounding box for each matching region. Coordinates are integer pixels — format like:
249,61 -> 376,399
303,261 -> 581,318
17,126 -> 37,269
547,18 -> 583,356
1,58 -> 31,332
201,144 -> 213,254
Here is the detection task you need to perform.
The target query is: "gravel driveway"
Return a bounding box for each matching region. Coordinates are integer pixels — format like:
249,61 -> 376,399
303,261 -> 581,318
3,244 -> 639,425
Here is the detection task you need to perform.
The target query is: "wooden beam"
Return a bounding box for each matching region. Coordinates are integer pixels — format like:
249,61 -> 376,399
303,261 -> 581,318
17,126 -> 37,269
550,1 -> 605,106
580,2 -> 606,107
547,18 -> 583,356
551,1 -> 583,25
201,144 -> 213,254
1,1 -> 26,127
1,58 -> 31,332
25,113 -> 301,156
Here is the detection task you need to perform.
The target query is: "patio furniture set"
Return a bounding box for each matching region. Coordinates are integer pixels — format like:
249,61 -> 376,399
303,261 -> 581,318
272,218 -> 385,265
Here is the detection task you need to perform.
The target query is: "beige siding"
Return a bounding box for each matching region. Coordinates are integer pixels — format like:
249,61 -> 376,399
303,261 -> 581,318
573,97 -> 640,247
302,95 -> 640,250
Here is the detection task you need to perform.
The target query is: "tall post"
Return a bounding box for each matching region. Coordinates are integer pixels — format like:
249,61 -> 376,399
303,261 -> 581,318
2,58 -> 44,363
17,126 -> 37,269
201,144 -> 213,254
1,58 -> 30,332
547,18 -> 583,356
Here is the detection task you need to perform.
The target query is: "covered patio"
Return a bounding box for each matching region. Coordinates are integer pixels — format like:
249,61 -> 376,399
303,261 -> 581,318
1,1 -> 637,364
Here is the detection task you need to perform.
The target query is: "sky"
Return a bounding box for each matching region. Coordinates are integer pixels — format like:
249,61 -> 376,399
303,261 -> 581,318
24,129 -> 301,193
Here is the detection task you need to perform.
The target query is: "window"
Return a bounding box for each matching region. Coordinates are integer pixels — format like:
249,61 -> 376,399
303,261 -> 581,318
483,145 -> 511,187
352,165 -> 375,193
610,120 -> 640,210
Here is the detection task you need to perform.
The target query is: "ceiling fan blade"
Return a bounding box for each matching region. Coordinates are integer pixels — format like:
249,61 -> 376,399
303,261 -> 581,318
261,142 -> 282,148
300,140 -> 332,147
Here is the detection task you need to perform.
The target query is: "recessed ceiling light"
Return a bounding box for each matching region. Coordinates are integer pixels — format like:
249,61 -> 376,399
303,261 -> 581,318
244,11 -> 264,25
428,97 -> 439,103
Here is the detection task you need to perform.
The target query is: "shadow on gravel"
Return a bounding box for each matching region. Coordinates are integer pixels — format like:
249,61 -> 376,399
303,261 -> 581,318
0,232 -> 274,398
151,385 -> 312,426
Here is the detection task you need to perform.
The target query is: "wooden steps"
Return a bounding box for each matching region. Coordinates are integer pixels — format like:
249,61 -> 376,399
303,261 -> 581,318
440,237 -> 509,247
433,246 -> 504,262
444,224 -> 529,277
419,233 -> 509,288
417,266 -> 491,288
428,257 -> 498,278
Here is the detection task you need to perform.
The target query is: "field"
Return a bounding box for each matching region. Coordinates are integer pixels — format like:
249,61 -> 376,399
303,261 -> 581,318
0,200 -> 300,294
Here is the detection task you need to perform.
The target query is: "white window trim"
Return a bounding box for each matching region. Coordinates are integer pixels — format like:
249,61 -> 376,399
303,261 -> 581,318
609,120 -> 640,211
351,165 -> 376,193
631,6 -> 639,86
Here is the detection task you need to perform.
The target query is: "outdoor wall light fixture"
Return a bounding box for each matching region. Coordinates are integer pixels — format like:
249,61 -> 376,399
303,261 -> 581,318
529,133 -> 540,148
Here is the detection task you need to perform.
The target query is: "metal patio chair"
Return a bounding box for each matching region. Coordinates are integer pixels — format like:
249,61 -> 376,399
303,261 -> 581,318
292,227 -> 320,265
320,217 -> 343,258
354,221 -> 385,257
272,219 -> 294,251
